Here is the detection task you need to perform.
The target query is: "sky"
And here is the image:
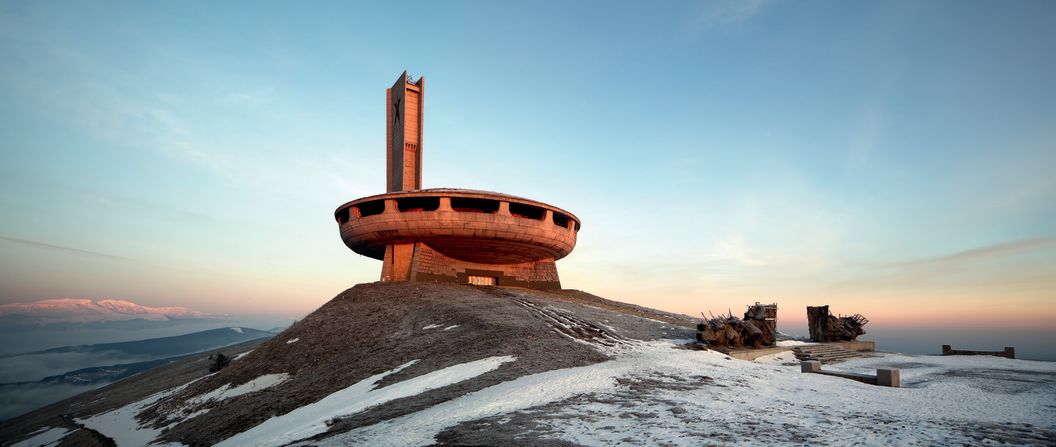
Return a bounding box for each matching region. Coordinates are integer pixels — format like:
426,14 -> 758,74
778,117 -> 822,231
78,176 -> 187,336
0,1 -> 1053,352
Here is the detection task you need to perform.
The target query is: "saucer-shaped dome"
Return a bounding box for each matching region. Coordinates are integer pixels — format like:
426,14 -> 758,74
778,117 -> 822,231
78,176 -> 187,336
335,188 -> 580,265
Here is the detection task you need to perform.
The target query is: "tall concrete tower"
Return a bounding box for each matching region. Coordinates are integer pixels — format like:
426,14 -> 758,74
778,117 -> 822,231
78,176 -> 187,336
336,71 -> 580,289
386,71 -> 424,192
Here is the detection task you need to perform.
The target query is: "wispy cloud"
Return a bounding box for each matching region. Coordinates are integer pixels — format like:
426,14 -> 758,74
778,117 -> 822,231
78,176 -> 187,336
689,0 -> 771,33
892,237 -> 1056,267
0,236 -> 139,264
821,236 -> 1056,295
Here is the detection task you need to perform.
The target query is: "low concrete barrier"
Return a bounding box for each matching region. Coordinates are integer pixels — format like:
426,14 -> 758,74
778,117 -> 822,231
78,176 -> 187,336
801,361 -> 900,387
839,340 -> 876,352
724,346 -> 791,361
942,345 -> 1015,359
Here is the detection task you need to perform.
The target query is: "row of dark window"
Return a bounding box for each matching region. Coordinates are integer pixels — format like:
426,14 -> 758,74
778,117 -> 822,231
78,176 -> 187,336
335,197 -> 578,230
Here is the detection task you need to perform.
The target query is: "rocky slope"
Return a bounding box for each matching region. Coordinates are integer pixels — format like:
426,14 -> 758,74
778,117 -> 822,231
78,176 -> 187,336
0,282 -> 695,445
4,283 -> 1052,446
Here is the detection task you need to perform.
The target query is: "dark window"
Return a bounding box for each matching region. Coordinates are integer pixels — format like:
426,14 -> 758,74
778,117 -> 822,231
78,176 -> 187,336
574,221 -> 581,231
335,207 -> 351,224
509,202 -> 545,220
354,200 -> 385,217
451,197 -> 499,214
397,196 -> 439,212
552,212 -> 570,228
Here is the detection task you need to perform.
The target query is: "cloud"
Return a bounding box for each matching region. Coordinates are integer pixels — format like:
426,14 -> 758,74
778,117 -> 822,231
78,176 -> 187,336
689,0 -> 770,32
891,237 -> 1056,267
0,236 -> 139,264
820,236 -> 1056,297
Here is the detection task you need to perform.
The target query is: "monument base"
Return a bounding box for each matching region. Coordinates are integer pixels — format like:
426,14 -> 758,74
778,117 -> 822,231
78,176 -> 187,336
381,242 -> 561,290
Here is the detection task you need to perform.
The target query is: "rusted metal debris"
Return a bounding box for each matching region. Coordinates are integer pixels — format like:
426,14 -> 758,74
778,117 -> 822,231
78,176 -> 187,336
696,302 -> 778,349
807,305 -> 868,342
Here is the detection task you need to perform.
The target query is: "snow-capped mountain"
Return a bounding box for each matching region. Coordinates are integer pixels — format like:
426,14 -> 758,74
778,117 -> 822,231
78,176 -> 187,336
0,298 -> 213,325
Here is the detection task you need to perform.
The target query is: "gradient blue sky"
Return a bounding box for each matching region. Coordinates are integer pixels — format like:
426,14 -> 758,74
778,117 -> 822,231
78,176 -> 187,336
1,1 -> 1054,339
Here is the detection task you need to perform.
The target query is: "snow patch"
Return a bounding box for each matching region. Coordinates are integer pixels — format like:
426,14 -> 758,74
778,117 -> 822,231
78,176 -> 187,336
319,343 -> 673,446
753,350 -> 799,365
189,373 -> 290,405
776,340 -> 816,347
234,350 -> 254,361
78,382 -> 192,447
230,327 -> 244,334
442,325 -> 459,331
286,338 -> 299,345
421,324 -> 442,330
11,426 -> 69,447
217,356 -> 516,447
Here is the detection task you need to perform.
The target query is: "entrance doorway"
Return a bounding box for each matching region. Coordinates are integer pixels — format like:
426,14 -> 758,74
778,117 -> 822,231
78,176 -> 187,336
467,275 -> 497,286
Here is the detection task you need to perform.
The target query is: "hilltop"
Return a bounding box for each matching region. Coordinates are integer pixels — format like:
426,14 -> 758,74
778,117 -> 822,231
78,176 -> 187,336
2,282 -> 1053,446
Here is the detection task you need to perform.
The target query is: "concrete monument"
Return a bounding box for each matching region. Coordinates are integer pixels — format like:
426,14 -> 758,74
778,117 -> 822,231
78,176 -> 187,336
334,72 -> 580,289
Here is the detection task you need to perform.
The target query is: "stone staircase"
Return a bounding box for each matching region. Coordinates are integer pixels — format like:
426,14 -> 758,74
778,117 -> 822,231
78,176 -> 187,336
792,343 -> 872,364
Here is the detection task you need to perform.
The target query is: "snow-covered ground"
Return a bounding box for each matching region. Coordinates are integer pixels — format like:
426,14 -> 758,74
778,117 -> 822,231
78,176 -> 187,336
77,383 -> 193,447
776,340 -> 816,347
61,341 -> 1056,446
321,342 -> 1056,446
216,356 -> 516,447
10,426 -> 69,447
187,373 -> 290,405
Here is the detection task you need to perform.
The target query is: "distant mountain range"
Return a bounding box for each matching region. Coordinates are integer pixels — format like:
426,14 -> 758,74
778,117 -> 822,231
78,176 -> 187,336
0,298 -> 293,358
0,298 -> 215,326
29,326 -> 275,386
7,326 -> 274,361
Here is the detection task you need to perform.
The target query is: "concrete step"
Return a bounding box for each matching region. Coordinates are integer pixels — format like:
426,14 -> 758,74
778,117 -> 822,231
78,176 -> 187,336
793,344 -> 871,364
796,346 -> 846,352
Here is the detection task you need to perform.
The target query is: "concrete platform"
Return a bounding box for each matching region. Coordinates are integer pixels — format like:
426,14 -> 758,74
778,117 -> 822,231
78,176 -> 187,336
715,340 -> 877,362
719,346 -> 793,361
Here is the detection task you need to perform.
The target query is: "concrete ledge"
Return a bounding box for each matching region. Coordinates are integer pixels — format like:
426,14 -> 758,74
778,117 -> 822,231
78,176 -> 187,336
817,370 -> 877,385
802,361 -> 899,387
837,340 -> 876,352
722,346 -> 792,361
942,345 -> 1015,359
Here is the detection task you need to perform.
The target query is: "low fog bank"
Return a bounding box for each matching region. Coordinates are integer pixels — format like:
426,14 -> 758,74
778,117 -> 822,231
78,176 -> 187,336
0,350 -> 155,383
778,319 -> 1055,360
865,326 -> 1056,361
0,382 -> 102,421
0,316 -> 292,356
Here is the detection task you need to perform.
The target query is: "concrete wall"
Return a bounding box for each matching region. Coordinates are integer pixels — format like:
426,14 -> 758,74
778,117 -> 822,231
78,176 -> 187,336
382,242 -> 561,290
838,340 -> 876,352
942,345 -> 1015,359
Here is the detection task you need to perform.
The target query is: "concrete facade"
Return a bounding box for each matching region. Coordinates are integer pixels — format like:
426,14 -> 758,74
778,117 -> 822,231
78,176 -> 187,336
335,72 -> 580,289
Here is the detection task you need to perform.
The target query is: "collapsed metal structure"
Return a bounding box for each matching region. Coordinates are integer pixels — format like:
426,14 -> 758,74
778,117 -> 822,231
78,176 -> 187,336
806,305 -> 868,342
696,303 -> 778,349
